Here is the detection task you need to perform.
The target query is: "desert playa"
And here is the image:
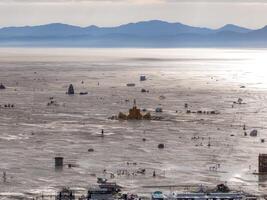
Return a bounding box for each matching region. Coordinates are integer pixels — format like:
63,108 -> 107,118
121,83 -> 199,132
0,48 -> 267,199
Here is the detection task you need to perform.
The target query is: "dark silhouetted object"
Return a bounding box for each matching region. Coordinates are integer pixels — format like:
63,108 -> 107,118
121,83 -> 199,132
0,83 -> 5,90
55,157 -> 64,168
67,84 -> 74,95
259,154 -> 267,174
79,92 -> 88,95
153,170 -> 156,177
55,187 -> 75,200
216,184 -> 230,193
140,75 -> 146,81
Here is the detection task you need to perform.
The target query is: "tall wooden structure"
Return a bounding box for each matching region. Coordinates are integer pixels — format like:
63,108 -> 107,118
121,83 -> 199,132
259,154 -> 267,173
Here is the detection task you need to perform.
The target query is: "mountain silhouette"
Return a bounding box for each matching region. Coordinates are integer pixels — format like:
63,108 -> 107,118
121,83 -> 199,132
0,20 -> 265,47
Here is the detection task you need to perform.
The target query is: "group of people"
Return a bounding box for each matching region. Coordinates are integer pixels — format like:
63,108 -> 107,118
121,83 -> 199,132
102,167 -> 158,179
208,164 -> 221,172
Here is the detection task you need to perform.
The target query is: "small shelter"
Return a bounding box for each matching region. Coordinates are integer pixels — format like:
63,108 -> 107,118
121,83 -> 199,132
0,83 -> 6,90
67,84 -> 75,95
140,75 -> 146,81
250,129 -> 258,137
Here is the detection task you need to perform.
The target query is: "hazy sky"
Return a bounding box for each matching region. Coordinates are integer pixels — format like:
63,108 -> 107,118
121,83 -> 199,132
0,0 -> 267,29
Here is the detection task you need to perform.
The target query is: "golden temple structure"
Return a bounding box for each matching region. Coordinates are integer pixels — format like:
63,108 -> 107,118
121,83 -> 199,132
118,99 -> 151,120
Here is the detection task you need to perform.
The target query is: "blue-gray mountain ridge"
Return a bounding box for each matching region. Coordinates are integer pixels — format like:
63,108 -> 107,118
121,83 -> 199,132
0,20 -> 266,47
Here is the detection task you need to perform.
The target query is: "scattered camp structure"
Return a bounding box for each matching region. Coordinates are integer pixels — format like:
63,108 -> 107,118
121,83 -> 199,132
155,107 -> 163,113
237,98 -> 243,104
80,92 -> 88,95
140,75 -> 146,81
67,84 -> 75,95
259,154 -> 267,174
126,83 -> 135,87
250,129 -> 258,137
0,83 -> 6,90
141,88 -> 149,93
55,157 -> 64,168
55,187 -> 75,200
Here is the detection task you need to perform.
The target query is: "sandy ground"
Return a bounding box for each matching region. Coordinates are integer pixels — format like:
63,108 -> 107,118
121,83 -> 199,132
0,48 -> 267,199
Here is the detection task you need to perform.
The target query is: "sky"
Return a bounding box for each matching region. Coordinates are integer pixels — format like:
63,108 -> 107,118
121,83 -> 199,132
0,0 -> 267,29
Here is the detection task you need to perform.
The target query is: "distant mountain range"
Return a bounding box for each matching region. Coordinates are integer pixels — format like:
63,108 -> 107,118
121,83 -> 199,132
0,20 -> 266,47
